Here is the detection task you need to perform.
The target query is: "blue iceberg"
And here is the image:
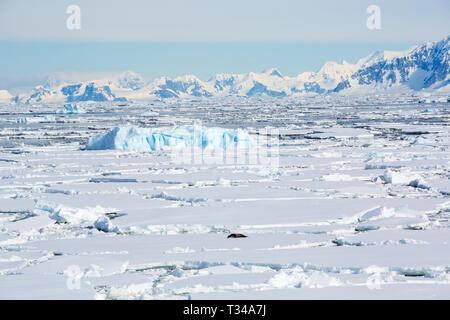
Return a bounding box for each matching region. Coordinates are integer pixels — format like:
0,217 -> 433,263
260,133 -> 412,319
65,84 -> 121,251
86,126 -> 254,151
58,104 -> 86,114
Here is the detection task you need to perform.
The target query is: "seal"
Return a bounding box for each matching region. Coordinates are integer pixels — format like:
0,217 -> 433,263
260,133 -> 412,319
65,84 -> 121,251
227,233 -> 248,238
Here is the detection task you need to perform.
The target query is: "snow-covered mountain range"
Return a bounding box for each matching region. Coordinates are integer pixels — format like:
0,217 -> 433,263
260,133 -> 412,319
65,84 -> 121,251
5,36 -> 450,103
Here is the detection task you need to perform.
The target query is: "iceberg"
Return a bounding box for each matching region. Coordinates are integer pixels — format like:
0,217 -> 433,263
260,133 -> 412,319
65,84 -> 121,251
17,115 -> 56,124
57,103 -> 86,114
86,125 -> 255,151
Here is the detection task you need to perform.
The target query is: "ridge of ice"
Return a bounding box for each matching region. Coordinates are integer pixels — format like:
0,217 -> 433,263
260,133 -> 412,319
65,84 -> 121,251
377,169 -> 429,189
357,206 -> 422,222
33,200 -> 115,225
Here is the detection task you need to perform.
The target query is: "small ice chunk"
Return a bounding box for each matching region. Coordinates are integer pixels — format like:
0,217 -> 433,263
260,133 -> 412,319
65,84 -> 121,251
377,169 -> 429,189
411,136 -> 429,145
93,216 -> 120,233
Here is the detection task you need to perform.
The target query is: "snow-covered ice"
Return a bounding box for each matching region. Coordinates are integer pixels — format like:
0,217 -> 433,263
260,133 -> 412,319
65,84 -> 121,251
0,95 -> 449,299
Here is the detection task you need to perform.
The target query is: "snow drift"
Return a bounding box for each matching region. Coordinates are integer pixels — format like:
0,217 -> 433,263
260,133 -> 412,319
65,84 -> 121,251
86,126 -> 255,151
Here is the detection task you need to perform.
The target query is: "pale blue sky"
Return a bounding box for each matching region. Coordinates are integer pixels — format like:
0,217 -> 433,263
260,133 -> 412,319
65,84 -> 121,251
0,0 -> 449,90
1,0 -> 449,42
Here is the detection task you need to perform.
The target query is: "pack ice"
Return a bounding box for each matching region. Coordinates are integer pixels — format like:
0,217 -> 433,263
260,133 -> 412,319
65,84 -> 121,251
1,95 -> 449,300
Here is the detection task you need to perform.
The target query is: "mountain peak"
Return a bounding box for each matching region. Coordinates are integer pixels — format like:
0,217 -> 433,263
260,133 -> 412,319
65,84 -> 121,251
318,61 -> 356,78
116,71 -> 146,90
41,75 -> 63,89
356,48 -> 412,67
264,68 -> 283,78
172,74 -> 203,82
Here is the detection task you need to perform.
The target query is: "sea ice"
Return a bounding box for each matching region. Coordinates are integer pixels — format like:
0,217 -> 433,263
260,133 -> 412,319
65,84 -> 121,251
1,96 -> 449,300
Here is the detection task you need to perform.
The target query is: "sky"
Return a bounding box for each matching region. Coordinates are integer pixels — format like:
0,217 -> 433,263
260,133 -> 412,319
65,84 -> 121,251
0,0 -> 449,91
